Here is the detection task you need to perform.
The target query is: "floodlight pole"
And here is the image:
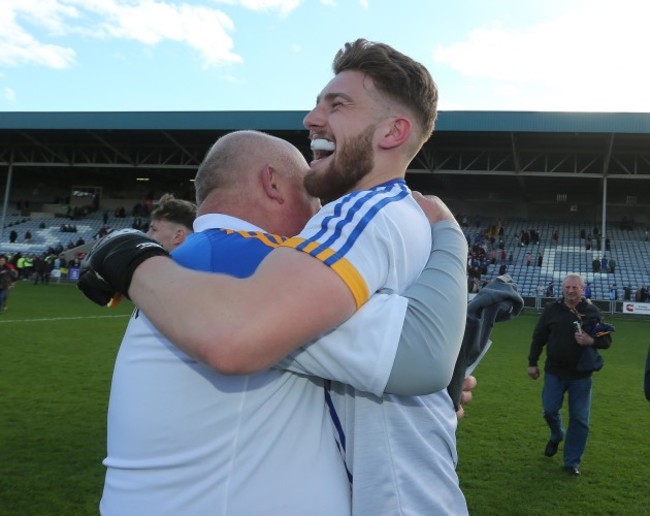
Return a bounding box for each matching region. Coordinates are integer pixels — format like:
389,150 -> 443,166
601,176 -> 607,250
0,150 -> 14,243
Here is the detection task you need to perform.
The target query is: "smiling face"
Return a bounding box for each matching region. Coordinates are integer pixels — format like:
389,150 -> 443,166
562,275 -> 585,308
302,70 -> 388,201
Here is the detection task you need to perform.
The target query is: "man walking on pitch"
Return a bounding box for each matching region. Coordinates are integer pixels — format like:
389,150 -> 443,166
528,273 -> 613,476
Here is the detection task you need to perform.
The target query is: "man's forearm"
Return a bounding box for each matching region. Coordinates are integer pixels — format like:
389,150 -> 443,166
384,220 -> 468,395
277,220 -> 468,397
129,248 -> 356,374
277,293 -> 408,396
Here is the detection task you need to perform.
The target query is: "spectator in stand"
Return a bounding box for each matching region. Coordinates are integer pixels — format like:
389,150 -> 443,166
537,253 -> 543,267
623,286 -> 632,301
609,284 -> 618,301
552,229 -> 559,245
24,230 -> 32,243
9,230 -> 18,243
600,256 -> 608,274
635,287 -> 645,302
489,248 -> 497,265
584,282 -> 593,300
545,281 -> 555,298
146,194 -> 197,252
592,257 -> 600,273
608,257 -> 616,274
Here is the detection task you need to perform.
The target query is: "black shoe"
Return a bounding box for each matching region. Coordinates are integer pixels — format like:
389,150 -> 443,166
564,465 -> 580,476
544,440 -> 560,457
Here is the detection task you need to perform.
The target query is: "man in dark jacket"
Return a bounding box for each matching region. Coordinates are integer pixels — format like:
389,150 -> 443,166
528,273 -> 612,476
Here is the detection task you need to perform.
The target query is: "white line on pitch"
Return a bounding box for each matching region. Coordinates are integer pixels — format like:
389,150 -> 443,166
0,314 -> 130,323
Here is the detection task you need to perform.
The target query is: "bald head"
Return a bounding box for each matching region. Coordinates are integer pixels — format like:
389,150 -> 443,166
195,131 -> 307,205
194,130 -> 320,236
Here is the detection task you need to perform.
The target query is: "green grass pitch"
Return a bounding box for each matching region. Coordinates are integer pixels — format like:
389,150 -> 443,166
1,281 -> 648,514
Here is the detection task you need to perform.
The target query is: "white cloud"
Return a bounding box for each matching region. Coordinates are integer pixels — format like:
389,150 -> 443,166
0,0 -> 77,68
237,0 -> 301,16
0,0 -> 303,71
433,1 -> 650,111
221,73 -> 246,85
4,87 -> 16,102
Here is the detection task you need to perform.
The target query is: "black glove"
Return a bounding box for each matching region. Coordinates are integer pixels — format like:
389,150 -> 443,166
77,229 -> 170,306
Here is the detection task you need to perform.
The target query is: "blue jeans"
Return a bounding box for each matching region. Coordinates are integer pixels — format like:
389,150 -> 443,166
542,372 -> 592,468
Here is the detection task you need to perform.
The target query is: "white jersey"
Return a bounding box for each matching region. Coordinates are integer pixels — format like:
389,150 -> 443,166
101,213 -> 410,516
284,180 -> 468,515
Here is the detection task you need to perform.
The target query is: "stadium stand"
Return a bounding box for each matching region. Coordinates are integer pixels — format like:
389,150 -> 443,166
472,219 -> 650,300
1,110 -> 649,300
0,213 -> 135,257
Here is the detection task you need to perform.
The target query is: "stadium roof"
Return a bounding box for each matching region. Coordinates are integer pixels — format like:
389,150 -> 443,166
1,110 -> 650,206
2,110 -> 650,133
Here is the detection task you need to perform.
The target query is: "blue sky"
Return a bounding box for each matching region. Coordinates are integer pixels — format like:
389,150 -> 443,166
1,0 -> 648,113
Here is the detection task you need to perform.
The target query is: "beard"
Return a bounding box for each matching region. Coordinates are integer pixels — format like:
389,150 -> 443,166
304,125 -> 375,202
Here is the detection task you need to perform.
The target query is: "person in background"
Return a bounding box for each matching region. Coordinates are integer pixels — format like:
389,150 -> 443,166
528,273 -> 613,476
0,255 -> 18,312
146,193 -> 196,251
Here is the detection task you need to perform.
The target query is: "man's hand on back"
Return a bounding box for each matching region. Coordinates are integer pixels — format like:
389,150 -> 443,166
77,229 -> 170,306
412,192 -> 457,225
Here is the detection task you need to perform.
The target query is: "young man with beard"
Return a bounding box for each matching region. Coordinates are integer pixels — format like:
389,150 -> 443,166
80,40 -> 469,513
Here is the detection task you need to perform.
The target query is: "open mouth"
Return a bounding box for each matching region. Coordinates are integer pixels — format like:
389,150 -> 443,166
310,138 -> 336,161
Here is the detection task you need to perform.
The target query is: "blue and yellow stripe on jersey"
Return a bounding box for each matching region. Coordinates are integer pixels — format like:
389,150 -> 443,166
171,228 -> 288,278
282,179 -> 411,309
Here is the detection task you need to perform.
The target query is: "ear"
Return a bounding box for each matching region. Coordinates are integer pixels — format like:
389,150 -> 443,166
378,117 -> 411,150
172,228 -> 187,246
260,164 -> 285,204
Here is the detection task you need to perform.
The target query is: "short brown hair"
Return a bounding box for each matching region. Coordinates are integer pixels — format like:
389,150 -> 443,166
332,39 -> 438,147
150,193 -> 196,230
